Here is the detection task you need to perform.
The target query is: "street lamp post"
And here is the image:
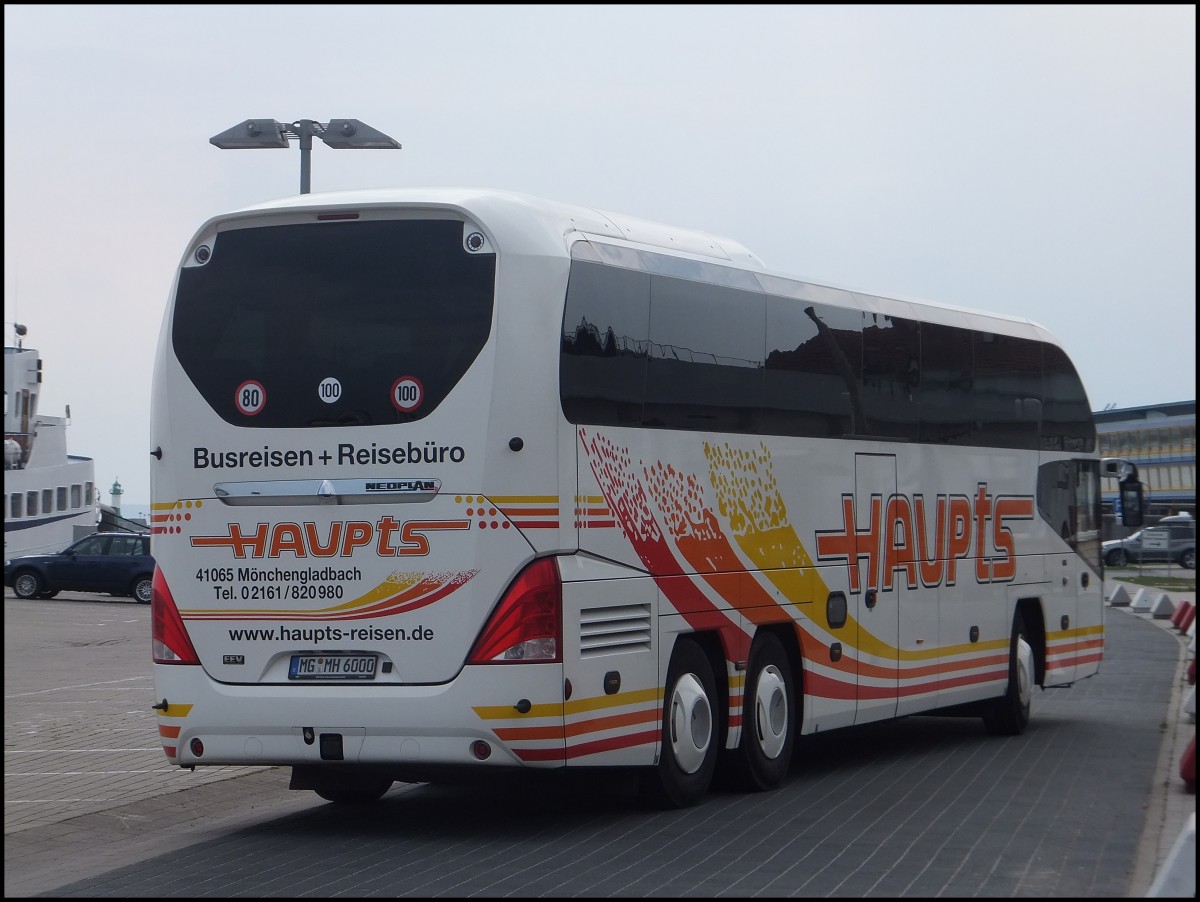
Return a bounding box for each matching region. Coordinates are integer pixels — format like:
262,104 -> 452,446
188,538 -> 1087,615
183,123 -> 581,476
209,118 -> 402,194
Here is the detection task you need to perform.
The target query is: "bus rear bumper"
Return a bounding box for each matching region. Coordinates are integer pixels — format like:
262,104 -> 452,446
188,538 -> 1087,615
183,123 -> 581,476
152,662 -> 568,770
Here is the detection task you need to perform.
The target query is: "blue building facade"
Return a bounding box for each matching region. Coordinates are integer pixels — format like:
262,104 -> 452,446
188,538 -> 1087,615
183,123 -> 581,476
1095,399 -> 1195,533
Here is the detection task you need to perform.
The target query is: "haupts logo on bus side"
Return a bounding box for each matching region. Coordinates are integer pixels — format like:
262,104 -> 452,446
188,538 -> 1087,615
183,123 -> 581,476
815,483 -> 1035,593
192,441 -> 466,470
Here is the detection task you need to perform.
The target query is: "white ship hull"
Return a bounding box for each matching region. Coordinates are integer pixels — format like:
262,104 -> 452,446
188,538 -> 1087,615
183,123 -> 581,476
5,332 -> 98,562
4,454 -> 97,559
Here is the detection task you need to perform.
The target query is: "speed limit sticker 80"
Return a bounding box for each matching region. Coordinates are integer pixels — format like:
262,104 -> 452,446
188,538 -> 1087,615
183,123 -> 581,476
391,376 -> 424,412
235,380 -> 267,416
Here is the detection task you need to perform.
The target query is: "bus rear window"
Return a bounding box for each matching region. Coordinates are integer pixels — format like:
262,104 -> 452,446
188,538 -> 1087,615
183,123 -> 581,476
173,219 -> 495,428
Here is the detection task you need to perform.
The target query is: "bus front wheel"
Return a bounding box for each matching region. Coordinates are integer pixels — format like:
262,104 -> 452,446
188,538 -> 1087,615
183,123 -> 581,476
983,611 -> 1033,736
641,640 -> 718,809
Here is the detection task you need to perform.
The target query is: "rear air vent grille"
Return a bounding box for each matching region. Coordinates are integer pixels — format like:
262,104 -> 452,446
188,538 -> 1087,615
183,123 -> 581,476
579,603 -> 652,657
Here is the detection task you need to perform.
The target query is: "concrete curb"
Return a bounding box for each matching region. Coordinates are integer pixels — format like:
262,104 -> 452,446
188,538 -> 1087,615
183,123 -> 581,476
1113,578 -> 1196,899
1147,812 -> 1196,897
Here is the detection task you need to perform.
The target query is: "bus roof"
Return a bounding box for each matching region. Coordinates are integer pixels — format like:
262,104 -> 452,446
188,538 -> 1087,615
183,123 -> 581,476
207,187 -> 1058,346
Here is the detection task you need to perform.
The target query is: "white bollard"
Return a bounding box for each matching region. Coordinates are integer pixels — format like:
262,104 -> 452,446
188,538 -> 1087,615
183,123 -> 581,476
1151,594 -> 1177,619
1131,587 -> 1152,612
1185,686 -> 1195,724
1108,584 -> 1132,607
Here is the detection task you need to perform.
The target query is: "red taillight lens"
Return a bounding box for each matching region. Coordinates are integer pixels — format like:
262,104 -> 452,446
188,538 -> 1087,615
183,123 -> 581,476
151,566 -> 201,665
467,558 -> 562,664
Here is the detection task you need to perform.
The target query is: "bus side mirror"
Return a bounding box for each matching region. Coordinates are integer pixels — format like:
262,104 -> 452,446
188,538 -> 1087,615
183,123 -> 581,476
1119,478 -> 1144,529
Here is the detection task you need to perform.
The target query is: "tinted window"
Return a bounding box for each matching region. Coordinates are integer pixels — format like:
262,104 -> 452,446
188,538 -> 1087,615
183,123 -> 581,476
1037,458 -> 1102,570
642,275 -> 765,432
763,299 -> 862,437
1042,343 -> 1096,452
174,220 -> 495,428
109,535 -> 146,556
560,261 -> 650,427
973,332 -> 1041,450
558,252 -> 1094,454
920,322 -> 975,444
861,313 -> 920,440
72,535 -> 110,555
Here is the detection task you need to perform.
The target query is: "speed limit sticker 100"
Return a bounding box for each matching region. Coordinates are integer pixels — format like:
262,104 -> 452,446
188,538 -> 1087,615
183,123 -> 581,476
235,380 -> 267,416
391,376 -> 424,413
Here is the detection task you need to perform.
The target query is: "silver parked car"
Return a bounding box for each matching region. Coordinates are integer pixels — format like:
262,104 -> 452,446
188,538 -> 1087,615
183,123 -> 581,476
1102,515 -> 1196,569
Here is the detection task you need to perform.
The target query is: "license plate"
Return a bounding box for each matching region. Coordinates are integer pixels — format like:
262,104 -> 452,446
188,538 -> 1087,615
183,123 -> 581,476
288,653 -> 377,680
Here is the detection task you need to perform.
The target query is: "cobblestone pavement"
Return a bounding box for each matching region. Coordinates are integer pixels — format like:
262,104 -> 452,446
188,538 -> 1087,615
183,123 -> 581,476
3,580 -> 1194,897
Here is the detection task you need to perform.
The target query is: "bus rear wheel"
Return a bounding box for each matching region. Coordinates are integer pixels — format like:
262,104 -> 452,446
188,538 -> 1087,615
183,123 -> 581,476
984,611 -> 1033,736
641,639 -> 718,809
725,632 -> 795,791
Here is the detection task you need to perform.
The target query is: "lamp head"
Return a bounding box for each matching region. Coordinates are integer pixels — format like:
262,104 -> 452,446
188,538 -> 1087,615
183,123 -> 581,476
210,119 -> 290,149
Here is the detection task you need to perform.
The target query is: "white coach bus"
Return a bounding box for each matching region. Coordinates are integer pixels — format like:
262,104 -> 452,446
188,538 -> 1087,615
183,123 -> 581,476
149,188 -> 1143,807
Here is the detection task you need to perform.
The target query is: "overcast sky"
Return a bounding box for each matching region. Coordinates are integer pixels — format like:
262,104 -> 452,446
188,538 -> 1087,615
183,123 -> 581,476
4,4 -> 1195,515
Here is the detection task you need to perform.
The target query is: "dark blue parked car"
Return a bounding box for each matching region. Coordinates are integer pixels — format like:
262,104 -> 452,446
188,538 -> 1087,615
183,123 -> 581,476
4,532 -> 154,602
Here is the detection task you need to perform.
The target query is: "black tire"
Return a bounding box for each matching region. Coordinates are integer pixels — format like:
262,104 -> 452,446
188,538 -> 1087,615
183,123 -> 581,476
724,632 -> 795,791
12,570 -> 44,600
984,610 -> 1033,736
640,640 -> 719,809
1107,548 -> 1128,568
1181,549 -> 1196,570
131,575 -> 153,604
312,773 -> 394,804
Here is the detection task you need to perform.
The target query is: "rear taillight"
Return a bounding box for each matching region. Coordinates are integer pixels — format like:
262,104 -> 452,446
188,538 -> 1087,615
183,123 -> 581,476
152,566 -> 201,665
467,557 -> 562,664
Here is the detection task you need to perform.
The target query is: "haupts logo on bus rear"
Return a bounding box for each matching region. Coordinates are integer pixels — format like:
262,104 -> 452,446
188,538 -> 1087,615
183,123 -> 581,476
191,517 -> 471,558
193,441 -> 466,470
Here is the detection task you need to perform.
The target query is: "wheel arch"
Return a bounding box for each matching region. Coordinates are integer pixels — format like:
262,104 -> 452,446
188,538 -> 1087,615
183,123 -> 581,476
1014,597 -> 1046,688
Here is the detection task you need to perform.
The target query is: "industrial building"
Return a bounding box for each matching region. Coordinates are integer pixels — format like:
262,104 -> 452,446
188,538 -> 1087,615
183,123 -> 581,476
1095,399 -> 1195,535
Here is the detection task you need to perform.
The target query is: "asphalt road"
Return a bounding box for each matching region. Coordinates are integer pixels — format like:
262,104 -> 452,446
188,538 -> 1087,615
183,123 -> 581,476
3,583 -> 1194,897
